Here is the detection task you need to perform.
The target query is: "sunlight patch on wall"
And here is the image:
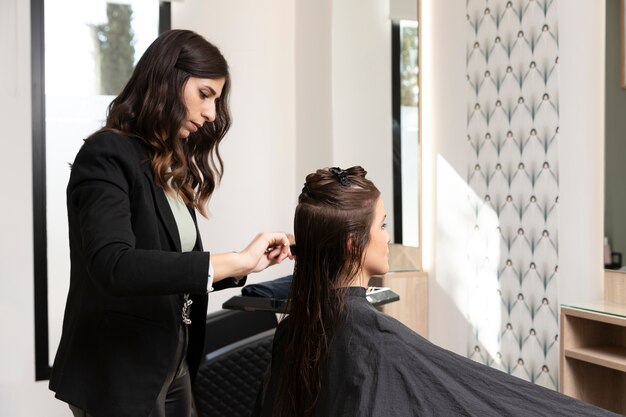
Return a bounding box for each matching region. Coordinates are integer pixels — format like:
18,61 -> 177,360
436,154 -> 501,361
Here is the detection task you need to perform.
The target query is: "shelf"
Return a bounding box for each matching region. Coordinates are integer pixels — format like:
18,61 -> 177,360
564,345 -> 626,373
560,304 -> 626,414
561,303 -> 626,323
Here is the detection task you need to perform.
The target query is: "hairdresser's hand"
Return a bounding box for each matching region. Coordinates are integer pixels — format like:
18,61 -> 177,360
241,232 -> 293,273
211,232 -> 293,281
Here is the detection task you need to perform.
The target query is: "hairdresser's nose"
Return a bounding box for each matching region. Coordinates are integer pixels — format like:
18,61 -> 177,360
202,101 -> 217,123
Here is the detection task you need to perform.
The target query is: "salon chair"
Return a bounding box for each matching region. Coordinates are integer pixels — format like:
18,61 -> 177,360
194,309 -> 278,417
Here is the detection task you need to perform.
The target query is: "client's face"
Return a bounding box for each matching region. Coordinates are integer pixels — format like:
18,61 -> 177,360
362,197 -> 390,277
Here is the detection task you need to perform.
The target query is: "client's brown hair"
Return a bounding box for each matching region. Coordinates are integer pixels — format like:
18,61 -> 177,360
275,166 -> 381,416
100,29 -> 231,216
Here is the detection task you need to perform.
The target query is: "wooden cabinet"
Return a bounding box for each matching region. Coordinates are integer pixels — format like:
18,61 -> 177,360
367,244 -> 428,337
369,270 -> 428,337
605,269 -> 626,304
560,303 -> 626,414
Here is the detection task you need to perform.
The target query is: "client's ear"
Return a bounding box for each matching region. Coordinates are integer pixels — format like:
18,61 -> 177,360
346,234 -> 354,253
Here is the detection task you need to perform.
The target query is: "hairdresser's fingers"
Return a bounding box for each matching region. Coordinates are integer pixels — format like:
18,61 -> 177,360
279,239 -> 292,261
246,232 -> 288,257
244,232 -> 292,272
252,250 -> 281,272
262,232 -> 290,249
269,238 -> 292,262
272,232 -> 293,251
285,234 -> 296,260
266,246 -> 283,260
276,250 -> 291,263
266,243 -> 291,263
268,233 -> 292,259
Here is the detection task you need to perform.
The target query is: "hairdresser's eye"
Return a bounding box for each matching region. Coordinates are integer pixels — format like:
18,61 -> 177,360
200,90 -> 210,99
382,223 -> 387,230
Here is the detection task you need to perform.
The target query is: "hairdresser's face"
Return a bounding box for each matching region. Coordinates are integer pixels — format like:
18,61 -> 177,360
179,76 -> 226,139
362,197 -> 390,278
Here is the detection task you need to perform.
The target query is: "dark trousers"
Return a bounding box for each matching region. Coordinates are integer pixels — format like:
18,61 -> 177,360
69,326 -> 195,417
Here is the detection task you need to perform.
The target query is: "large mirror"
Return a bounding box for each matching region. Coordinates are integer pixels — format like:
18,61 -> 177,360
605,0 -> 626,271
33,0 -> 419,380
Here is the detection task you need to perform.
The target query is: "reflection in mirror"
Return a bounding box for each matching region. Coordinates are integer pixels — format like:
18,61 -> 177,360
605,0 -> 626,271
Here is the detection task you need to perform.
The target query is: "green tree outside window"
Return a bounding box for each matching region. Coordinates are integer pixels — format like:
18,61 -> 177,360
92,3 -> 135,95
401,25 -> 418,108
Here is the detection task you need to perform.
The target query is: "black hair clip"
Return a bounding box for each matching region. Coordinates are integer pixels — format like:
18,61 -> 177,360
302,182 -> 311,194
330,167 -> 352,187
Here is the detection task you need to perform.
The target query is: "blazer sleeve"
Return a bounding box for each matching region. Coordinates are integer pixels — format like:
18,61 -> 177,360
68,134 -> 209,296
212,275 -> 247,291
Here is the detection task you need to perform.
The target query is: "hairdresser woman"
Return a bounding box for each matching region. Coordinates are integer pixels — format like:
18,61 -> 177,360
49,30 -> 292,417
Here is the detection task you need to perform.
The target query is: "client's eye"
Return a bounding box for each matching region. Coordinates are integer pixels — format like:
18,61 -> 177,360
382,223 -> 387,229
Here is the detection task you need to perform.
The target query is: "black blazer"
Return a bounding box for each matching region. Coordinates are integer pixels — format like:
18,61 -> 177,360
49,131 -> 244,417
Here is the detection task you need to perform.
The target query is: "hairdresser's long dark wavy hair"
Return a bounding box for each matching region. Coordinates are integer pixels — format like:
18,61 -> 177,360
274,166 -> 381,416
100,29 -> 231,216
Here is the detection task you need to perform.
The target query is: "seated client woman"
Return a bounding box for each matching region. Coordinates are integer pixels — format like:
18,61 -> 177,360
257,166 -> 618,417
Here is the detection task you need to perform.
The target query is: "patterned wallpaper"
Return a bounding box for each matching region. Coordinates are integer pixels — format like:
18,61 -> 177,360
465,0 -> 560,390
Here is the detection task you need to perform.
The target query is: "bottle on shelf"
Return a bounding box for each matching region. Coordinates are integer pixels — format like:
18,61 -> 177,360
604,237 -> 612,267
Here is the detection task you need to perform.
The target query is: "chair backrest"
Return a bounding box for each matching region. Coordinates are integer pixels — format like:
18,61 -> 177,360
194,329 -> 276,417
204,309 -> 278,353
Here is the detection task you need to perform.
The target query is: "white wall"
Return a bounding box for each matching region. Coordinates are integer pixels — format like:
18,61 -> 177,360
0,0 -> 608,415
558,1 -> 606,304
421,0 -> 473,354
172,0 -> 299,312
0,0 -> 70,415
294,0 -> 334,186
332,0 -> 394,239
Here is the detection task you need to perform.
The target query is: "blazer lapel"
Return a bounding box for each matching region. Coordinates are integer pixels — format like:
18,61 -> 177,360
144,169 -> 182,253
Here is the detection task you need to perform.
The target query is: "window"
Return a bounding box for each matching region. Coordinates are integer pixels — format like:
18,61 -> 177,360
32,0 -> 170,381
